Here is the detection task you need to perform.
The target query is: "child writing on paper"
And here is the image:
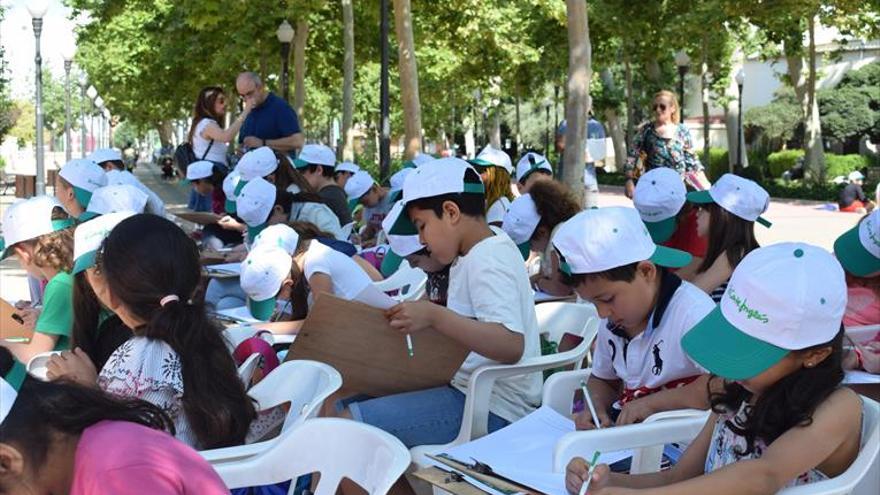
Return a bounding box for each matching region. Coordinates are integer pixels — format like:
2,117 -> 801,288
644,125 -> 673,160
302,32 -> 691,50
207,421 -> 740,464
553,207 -> 716,429
0,354 -> 228,495
566,243 -> 863,494
834,210 -> 880,373
340,158 -> 541,450
503,180 -> 581,297
1,196 -> 76,363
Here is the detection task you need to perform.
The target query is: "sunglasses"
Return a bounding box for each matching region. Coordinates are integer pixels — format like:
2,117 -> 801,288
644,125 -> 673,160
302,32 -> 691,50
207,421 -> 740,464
653,103 -> 669,111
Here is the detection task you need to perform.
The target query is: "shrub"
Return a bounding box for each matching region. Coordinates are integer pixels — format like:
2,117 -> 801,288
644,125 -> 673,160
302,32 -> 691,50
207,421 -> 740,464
825,154 -> 871,179
767,149 -> 804,178
696,148 -> 729,181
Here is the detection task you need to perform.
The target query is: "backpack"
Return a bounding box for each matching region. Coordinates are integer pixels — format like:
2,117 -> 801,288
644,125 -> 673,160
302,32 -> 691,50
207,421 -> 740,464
173,137 -> 214,176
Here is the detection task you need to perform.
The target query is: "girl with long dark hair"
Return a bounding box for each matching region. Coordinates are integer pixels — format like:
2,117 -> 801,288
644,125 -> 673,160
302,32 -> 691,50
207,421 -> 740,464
189,86 -> 250,167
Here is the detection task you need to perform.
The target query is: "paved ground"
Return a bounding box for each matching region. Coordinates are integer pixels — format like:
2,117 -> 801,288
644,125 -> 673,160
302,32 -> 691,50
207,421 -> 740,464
0,165 -> 862,303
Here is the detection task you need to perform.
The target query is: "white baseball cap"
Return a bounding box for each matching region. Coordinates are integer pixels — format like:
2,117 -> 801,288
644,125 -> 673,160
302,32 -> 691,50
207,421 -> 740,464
72,211 -> 135,274
293,144 -> 336,169
470,145 -> 513,175
59,159 -> 107,208
236,146 -> 278,181
0,376 -> 18,423
186,160 -> 215,181
236,177 -> 277,242
683,243 -> 846,380
502,194 -> 541,259
87,148 -> 122,164
389,167 -> 413,192
633,168 -> 687,243
0,196 -> 73,259
382,200 -> 424,257
515,152 -> 553,183
79,185 -> 148,221
253,223 -> 300,255
388,157 -> 485,235
834,209 -> 880,277
345,170 -> 375,203
402,153 -> 435,169
222,169 -> 243,213
551,207 -> 691,275
848,170 -> 865,182
240,246 -> 292,321
336,161 -> 360,174
687,173 -> 771,227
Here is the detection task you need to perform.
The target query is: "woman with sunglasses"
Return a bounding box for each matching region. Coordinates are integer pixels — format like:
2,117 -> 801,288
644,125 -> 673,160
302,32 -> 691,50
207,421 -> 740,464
189,86 -> 251,169
623,90 -> 705,199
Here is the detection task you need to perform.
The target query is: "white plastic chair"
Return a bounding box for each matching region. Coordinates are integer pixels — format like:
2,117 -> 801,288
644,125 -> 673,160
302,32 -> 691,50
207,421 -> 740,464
201,360 -> 343,464
410,302 -> 600,474
340,222 -> 355,241
213,418 -> 411,495
373,261 -> 427,301
25,351 -> 61,381
535,301 -> 601,369
237,353 -> 262,387
553,398 -> 880,495
222,326 -> 275,352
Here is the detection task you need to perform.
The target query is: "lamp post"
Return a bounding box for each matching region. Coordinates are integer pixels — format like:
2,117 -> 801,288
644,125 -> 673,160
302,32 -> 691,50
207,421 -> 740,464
94,96 -> 104,147
674,50 -> 690,122
79,74 -> 87,157
735,68 -> 745,172
86,85 -> 97,152
379,0 -> 390,178
276,20 -> 294,102
61,44 -> 75,162
28,0 -> 50,195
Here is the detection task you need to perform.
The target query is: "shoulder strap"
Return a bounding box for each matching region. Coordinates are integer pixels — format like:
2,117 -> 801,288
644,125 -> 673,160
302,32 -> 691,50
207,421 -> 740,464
200,139 -> 215,160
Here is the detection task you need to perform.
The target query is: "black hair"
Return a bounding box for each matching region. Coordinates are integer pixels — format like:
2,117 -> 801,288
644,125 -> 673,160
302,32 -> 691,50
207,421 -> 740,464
709,326 -> 845,456
519,168 -> 552,185
71,273 -> 132,370
697,202 -> 760,274
100,214 -> 256,449
102,159 -> 126,171
405,167 -> 485,219
0,348 -> 174,467
306,164 -> 335,179
560,260 -> 641,287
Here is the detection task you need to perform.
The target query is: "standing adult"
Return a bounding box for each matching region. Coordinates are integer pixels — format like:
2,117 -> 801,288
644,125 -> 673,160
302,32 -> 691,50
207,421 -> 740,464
190,86 -> 251,168
623,90 -> 705,199
235,72 -> 305,155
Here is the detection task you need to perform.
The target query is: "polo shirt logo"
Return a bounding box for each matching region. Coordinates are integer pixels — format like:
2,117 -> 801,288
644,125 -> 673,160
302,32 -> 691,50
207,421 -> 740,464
728,288 -> 769,323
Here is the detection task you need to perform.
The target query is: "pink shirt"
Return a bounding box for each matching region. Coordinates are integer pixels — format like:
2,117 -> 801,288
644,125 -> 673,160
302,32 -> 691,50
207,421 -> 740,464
70,421 -> 228,495
844,286 -> 880,330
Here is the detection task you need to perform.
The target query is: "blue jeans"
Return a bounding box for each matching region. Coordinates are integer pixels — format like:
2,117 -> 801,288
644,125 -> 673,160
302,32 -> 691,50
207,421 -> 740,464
204,278 -> 246,311
345,385 -> 510,448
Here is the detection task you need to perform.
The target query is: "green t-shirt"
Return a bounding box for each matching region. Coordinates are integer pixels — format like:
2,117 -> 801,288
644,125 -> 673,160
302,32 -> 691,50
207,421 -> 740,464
35,271 -> 74,351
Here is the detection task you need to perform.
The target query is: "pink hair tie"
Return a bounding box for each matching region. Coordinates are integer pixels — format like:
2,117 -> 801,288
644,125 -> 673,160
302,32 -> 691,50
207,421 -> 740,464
159,295 -> 180,307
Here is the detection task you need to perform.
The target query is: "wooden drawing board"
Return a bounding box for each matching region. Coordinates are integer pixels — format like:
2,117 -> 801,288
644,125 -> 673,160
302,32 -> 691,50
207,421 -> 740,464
1,299 -> 33,340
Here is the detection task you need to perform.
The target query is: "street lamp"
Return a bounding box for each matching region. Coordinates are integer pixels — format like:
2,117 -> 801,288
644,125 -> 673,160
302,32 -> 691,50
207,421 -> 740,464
735,68 -> 745,172
78,73 -> 87,156
27,0 -> 50,195
61,43 -> 76,162
276,20 -> 294,102
674,50 -> 690,122
94,96 -> 105,147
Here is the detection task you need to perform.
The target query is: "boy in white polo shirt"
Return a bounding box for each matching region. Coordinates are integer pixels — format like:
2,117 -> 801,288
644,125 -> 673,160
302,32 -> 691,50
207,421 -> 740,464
341,157 -> 541,449
552,207 -> 715,429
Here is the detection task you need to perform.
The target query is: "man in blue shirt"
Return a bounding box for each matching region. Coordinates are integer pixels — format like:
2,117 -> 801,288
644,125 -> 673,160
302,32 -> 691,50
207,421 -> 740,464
236,72 -> 304,154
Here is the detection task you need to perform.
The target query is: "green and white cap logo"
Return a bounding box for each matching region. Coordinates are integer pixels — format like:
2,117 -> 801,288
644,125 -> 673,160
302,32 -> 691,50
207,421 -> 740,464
72,211 -> 135,274
834,209 -> 880,277
682,243 -> 846,380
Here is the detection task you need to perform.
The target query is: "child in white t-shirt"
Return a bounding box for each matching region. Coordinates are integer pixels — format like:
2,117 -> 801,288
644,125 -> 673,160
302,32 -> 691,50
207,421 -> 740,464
340,158 -> 541,449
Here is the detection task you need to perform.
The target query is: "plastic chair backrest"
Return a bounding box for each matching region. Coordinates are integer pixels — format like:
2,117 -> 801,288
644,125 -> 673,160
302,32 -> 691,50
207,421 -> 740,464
340,222 -> 355,240
215,418 -> 411,495
536,302 -> 599,369
373,261 -> 427,299
237,353 -> 261,388
247,360 -> 343,431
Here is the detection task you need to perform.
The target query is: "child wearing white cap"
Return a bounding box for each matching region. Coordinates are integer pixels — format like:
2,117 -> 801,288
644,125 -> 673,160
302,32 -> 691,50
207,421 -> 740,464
567,243 -> 863,493
502,180 -> 581,296
0,196 -> 76,363
838,170 -> 875,213
87,148 -> 125,171
686,173 -> 769,302
348,157 -> 541,448
291,144 -> 352,226
551,207 -> 715,429
470,145 -> 514,226
78,184 -> 149,221
55,158 -> 107,218
104,169 -> 166,217
514,151 -> 553,194
345,170 -> 393,246
334,161 -> 360,189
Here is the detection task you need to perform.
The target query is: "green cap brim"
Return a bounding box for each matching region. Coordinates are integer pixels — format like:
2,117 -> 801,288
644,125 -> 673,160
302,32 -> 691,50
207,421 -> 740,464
517,241 -> 531,261
234,180 -> 248,197
78,211 -> 100,222
389,190 -> 403,203
247,297 -> 276,322
72,250 -> 98,275
468,158 -> 493,168
247,223 -> 267,243
835,224 -> 880,277
5,359 -> 27,391
686,190 -> 713,204
650,245 -> 692,268
0,239 -> 6,260
225,200 -> 237,214
380,249 -> 405,277
293,158 -> 309,169
389,210 -> 417,236
682,305 -> 789,380
644,217 -> 678,244
348,198 -> 360,212
73,186 -> 93,209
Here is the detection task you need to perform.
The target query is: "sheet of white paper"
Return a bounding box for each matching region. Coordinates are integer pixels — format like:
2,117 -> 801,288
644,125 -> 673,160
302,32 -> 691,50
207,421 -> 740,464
435,406 -> 632,495
215,306 -> 260,324
205,262 -> 242,275
353,284 -> 398,310
843,370 -> 880,384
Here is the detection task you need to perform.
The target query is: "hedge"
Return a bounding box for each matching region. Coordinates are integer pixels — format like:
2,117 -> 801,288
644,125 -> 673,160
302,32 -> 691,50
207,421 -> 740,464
767,149 -> 804,178
826,154 -> 871,178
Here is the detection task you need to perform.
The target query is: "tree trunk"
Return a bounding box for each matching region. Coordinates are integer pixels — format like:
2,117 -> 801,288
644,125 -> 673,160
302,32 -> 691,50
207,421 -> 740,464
624,56 -> 635,146
464,112 -> 475,158
341,0 -> 355,161
392,0 -> 423,159
293,20 -> 310,127
515,93 -> 521,153
603,108 -> 626,172
563,0 -> 590,205
724,54 -> 748,172
489,107 -> 501,149
701,37 -> 711,168
157,121 -> 173,148
803,16 -> 825,181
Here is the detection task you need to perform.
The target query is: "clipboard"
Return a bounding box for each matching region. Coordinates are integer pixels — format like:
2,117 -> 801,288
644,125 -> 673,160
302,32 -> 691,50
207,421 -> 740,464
418,454 -> 539,494
285,294 -> 470,397
1,299 -> 33,340
173,211 -> 221,225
